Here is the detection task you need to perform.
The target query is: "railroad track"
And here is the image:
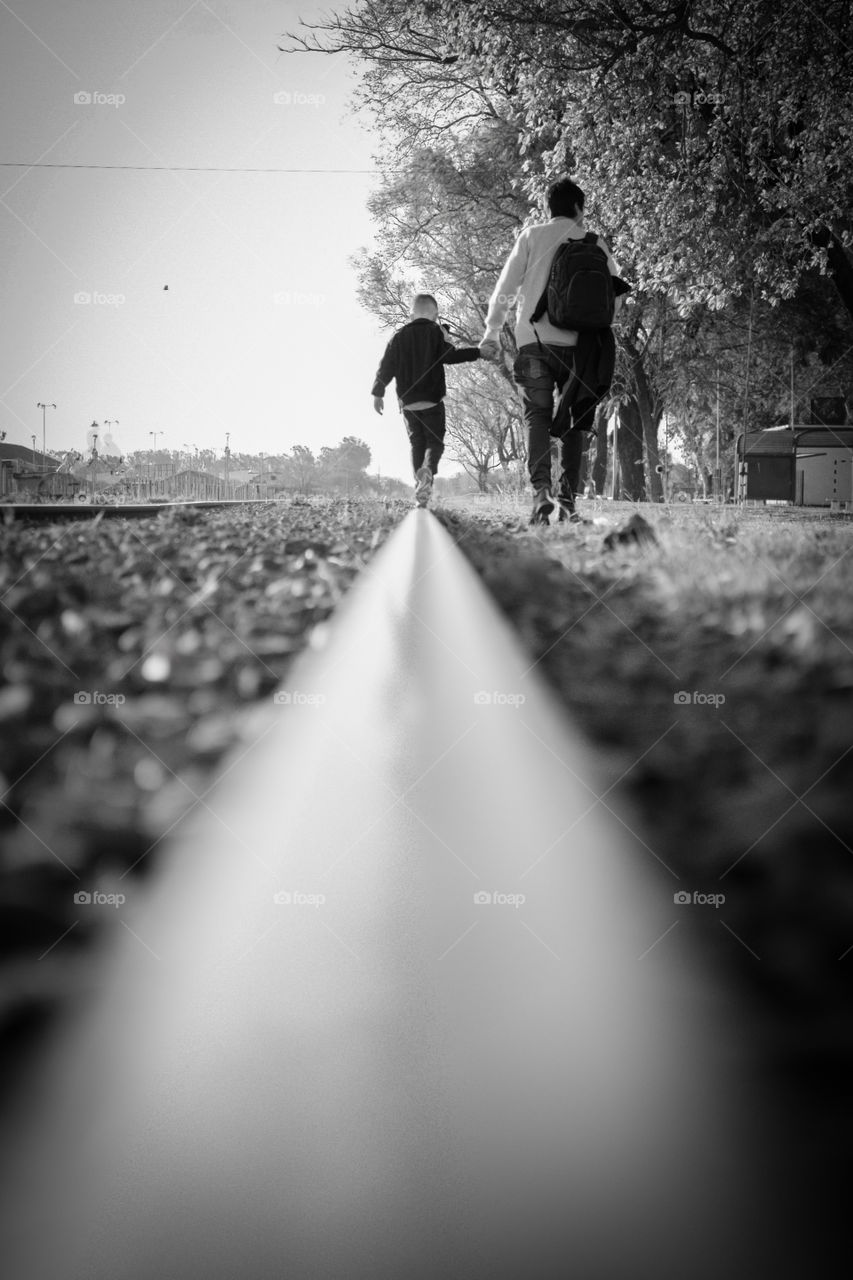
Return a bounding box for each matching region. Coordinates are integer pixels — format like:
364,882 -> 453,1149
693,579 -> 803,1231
0,507 -> 825,1277
0,498 -> 274,522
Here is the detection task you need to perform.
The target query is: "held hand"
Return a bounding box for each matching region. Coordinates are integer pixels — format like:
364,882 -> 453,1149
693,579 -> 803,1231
479,340 -> 500,362
373,396 -> 384,415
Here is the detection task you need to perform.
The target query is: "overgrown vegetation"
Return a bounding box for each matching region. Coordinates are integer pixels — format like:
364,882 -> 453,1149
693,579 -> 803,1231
283,0 -> 853,498
436,495 -> 853,1057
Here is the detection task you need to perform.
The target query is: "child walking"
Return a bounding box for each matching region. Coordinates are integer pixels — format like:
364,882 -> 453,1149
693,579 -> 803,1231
372,294 -> 482,507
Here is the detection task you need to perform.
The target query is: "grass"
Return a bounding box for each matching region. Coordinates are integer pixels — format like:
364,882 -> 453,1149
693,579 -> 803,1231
435,496 -> 853,1058
0,496 -> 403,1069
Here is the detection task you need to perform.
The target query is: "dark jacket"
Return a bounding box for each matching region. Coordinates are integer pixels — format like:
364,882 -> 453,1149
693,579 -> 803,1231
550,276 -> 631,433
372,318 -> 481,406
551,329 -> 617,435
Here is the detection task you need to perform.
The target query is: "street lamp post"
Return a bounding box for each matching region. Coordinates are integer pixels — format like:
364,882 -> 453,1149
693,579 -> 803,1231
31,433 -> 37,460
88,421 -> 99,499
37,402 -> 56,472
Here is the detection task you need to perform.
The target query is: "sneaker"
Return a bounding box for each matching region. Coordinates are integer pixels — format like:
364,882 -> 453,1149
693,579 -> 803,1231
414,465 -> 433,507
556,492 -> 581,524
529,486 -> 554,526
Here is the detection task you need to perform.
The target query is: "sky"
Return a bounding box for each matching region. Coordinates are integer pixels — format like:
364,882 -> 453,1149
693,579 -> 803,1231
0,0 -> 432,481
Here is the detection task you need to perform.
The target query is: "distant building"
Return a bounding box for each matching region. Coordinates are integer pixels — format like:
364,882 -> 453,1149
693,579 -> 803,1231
0,443 -> 68,500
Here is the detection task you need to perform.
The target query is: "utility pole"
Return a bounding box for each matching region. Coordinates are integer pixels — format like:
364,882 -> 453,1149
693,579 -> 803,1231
224,432 -> 231,498
37,402 -> 55,471
149,430 -> 159,500
91,429 -> 99,500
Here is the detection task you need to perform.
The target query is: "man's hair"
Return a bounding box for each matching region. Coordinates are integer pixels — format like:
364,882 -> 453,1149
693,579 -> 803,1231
547,179 -> 585,219
412,293 -> 438,316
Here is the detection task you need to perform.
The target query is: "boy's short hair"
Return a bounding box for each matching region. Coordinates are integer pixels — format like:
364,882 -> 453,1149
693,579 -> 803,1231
412,293 -> 438,315
547,179 -> 585,219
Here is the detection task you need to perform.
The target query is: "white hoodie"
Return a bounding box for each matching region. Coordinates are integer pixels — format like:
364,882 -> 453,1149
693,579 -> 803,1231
483,215 -> 621,350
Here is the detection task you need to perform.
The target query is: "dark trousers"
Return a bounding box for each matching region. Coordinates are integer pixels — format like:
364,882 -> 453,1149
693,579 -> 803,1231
402,402 -> 446,476
512,342 -> 596,495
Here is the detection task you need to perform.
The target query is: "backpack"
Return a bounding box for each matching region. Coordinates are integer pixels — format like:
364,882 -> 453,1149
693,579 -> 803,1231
530,231 -> 615,332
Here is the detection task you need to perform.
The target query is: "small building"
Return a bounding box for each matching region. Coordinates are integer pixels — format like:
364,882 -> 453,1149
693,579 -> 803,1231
0,443 -> 75,500
736,426 -> 853,507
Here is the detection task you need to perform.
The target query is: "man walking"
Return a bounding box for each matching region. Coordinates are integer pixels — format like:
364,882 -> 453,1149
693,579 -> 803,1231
480,179 -> 628,525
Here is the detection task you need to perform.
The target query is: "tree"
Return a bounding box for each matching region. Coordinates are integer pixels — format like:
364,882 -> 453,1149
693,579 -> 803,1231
317,437 -> 372,491
284,444 -> 317,493
413,1 -> 853,323
285,0 -> 853,504
444,362 -> 524,489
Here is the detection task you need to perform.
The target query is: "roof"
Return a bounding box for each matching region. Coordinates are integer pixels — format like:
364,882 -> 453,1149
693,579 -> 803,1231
0,443 -> 58,469
738,426 -> 853,456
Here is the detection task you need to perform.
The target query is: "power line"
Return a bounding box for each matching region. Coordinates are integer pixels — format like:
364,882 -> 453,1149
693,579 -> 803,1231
0,161 -> 379,173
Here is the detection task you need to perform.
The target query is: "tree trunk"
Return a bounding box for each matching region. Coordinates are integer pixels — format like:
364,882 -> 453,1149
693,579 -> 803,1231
644,411 -> 664,501
616,401 -> 645,499
623,336 -> 663,501
591,403 -> 608,494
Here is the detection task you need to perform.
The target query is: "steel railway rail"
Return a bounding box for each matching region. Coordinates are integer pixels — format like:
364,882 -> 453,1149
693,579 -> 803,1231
0,498 -> 273,521
0,508 -> 810,1277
